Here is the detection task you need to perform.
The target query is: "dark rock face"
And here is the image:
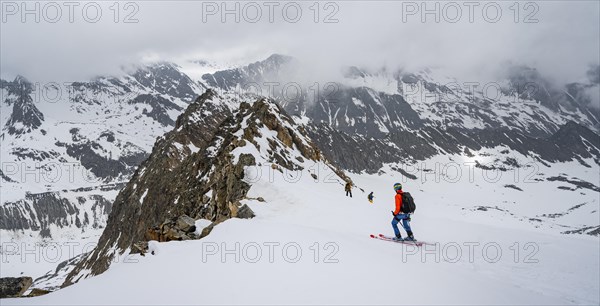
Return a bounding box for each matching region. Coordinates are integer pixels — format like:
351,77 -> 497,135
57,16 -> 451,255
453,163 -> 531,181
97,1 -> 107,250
306,123 -> 403,173
546,175 -> 600,192
305,87 -> 423,138
202,54 -> 293,91
504,184 -> 524,191
130,94 -> 183,126
54,140 -> 148,181
140,214 -> 201,246
562,225 -> 600,236
0,190 -> 115,237
0,169 -> 16,182
550,121 -> 600,160
131,62 -> 204,101
0,277 -> 33,298
308,120 -> 600,173
10,147 -> 60,161
62,89 -> 328,286
1,76 -> 44,136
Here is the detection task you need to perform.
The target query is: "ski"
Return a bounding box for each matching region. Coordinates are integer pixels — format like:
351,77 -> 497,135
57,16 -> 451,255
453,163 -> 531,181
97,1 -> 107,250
379,234 -> 437,246
370,234 -> 433,246
370,234 -> 423,246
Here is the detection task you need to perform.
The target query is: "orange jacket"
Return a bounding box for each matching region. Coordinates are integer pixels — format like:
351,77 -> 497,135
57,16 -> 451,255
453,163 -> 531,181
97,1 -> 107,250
394,190 -> 403,215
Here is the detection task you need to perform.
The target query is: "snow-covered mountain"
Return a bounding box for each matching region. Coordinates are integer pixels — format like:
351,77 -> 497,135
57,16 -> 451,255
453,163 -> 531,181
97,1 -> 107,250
202,56 -> 599,138
2,55 -> 598,245
1,55 -> 599,304
196,55 -> 600,236
0,62 -> 205,240
53,89 -> 346,287
5,55 -> 596,242
200,55 -> 600,170
4,88 -> 599,303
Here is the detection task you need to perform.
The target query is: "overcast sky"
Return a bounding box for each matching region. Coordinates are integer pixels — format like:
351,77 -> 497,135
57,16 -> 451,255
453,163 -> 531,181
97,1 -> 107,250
1,1 -> 599,83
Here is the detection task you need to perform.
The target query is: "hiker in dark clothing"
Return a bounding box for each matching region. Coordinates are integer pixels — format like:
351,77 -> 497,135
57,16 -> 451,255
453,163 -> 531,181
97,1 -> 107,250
345,182 -> 352,197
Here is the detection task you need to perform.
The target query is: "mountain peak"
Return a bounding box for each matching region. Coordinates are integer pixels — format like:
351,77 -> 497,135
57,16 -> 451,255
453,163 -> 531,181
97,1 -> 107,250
61,90 -> 341,286
265,53 -> 293,63
129,61 -> 204,102
2,76 -> 44,136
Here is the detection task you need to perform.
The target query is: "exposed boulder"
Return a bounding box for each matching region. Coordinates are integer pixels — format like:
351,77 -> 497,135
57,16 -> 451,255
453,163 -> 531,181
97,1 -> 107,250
228,202 -> 255,219
200,218 -> 228,238
27,288 -> 51,297
133,214 -> 203,255
142,215 -> 200,244
228,202 -> 239,217
237,204 -> 256,219
176,215 -> 196,233
131,241 -> 149,255
0,277 -> 33,298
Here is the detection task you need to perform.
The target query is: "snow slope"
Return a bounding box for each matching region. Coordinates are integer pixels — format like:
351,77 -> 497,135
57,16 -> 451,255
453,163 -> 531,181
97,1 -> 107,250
5,158 -> 599,305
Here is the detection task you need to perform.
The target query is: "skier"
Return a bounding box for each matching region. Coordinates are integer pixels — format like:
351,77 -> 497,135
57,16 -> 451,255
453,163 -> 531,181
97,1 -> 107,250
391,183 -> 415,241
345,182 -> 353,197
368,192 -> 374,203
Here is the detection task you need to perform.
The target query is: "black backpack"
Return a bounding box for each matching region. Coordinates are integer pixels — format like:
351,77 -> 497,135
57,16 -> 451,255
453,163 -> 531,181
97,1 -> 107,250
401,192 -> 416,213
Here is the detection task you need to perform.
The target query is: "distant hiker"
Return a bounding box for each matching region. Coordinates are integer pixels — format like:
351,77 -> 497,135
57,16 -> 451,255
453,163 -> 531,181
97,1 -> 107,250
391,183 -> 416,241
345,182 -> 353,197
368,192 -> 374,203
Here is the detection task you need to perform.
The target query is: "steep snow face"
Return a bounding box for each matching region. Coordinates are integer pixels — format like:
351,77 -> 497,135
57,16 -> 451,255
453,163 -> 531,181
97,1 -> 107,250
4,155 -> 598,305
0,63 -> 205,239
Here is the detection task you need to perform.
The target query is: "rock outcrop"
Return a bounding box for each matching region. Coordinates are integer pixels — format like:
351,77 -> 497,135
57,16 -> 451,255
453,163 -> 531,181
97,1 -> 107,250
0,277 -> 33,298
61,89 -> 334,286
2,76 -> 44,136
0,189 -> 116,238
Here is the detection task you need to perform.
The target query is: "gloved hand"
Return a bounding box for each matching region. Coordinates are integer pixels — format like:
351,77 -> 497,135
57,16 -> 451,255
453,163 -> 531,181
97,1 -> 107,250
391,211 -> 396,217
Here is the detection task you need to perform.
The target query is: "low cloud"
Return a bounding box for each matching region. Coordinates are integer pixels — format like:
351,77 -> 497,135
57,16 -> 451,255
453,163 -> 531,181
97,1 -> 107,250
1,1 -> 598,84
